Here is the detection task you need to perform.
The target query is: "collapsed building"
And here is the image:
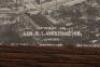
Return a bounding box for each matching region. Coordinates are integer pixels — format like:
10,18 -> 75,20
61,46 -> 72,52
0,0 -> 100,45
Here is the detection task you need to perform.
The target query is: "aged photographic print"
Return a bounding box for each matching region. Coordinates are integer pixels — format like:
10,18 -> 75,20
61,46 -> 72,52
0,0 -> 100,47
1,0 -> 100,67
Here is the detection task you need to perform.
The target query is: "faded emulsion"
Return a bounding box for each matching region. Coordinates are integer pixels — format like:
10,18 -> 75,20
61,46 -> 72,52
0,0 -> 100,47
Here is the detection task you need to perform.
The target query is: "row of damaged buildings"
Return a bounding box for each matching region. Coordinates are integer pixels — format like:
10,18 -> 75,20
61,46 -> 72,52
0,0 -> 100,45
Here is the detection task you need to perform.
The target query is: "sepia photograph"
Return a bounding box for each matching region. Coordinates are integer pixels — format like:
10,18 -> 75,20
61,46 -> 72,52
0,0 -> 100,67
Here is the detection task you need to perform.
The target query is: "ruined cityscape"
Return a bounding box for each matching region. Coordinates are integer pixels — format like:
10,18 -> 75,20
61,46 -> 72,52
0,0 -> 100,46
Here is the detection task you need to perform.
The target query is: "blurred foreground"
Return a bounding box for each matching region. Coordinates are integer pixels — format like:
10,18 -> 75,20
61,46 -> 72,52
0,45 -> 100,67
